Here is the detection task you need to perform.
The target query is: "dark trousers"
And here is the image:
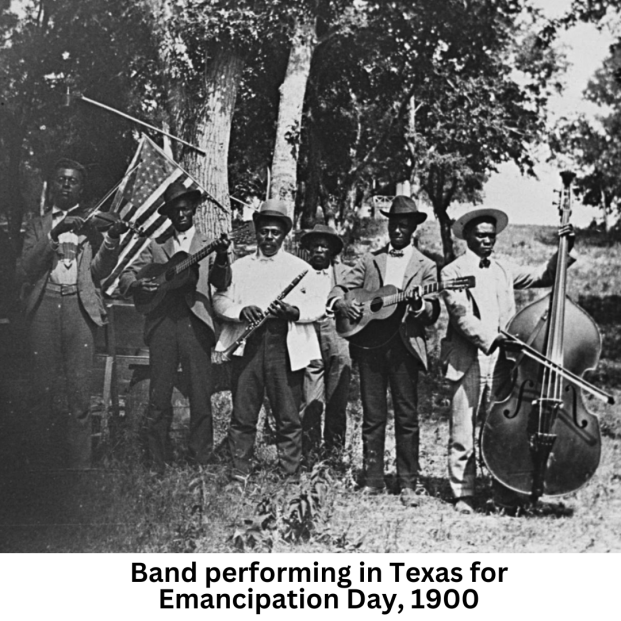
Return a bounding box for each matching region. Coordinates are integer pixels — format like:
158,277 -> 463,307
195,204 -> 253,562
147,305 -> 215,470
301,317 -> 351,454
357,335 -> 420,490
229,320 -> 304,476
29,289 -> 95,469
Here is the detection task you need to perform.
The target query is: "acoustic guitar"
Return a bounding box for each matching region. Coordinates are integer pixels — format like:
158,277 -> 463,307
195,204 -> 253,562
336,277 -> 475,349
133,233 -> 229,315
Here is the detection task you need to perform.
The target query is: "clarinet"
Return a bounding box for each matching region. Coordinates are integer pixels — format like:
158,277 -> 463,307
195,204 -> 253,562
212,269 -> 309,364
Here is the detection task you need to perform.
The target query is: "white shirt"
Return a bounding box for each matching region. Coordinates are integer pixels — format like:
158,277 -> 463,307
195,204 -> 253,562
463,248 -> 502,357
48,205 -> 119,285
213,249 -> 324,371
384,243 -> 414,288
172,225 -> 196,254
49,207 -> 80,284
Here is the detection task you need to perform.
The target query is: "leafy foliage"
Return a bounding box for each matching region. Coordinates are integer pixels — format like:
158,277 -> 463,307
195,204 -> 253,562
551,45 -> 621,225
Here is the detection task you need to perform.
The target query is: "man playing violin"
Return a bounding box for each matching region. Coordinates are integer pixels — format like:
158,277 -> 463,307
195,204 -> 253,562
213,200 -> 324,482
20,158 -> 128,469
329,196 -> 440,507
120,181 -> 230,472
440,208 -> 575,515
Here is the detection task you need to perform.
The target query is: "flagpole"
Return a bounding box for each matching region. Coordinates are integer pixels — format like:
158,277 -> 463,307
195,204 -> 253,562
77,94 -> 207,156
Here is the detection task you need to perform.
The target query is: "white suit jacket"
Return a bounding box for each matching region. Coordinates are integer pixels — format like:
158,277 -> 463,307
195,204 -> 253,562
440,249 -> 575,381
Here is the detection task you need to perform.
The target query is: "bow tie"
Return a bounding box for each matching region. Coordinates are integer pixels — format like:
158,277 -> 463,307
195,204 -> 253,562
389,249 -> 404,257
479,258 -> 491,269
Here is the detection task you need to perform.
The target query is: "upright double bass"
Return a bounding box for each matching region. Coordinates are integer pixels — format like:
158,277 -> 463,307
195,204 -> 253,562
481,171 -> 614,502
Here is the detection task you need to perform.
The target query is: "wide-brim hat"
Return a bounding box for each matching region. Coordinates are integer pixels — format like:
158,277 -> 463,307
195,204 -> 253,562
452,208 -> 509,240
300,223 -> 344,254
158,181 -> 202,215
252,199 -> 293,234
380,195 -> 427,224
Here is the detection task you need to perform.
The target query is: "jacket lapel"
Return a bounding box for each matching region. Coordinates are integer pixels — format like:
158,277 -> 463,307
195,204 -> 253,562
402,247 -> 424,291
372,248 -> 388,288
162,235 -> 176,259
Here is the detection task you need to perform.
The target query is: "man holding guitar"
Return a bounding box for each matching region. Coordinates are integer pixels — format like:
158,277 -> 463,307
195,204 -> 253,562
330,196 -> 440,507
119,181 -> 231,472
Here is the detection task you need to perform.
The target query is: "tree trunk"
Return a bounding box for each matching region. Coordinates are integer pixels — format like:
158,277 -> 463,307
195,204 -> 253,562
436,204 -> 455,266
300,126 -> 323,229
269,17 -> 316,222
184,41 -> 243,237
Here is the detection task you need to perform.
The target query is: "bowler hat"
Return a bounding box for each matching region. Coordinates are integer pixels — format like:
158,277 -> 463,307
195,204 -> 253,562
252,199 -> 293,234
300,224 -> 344,255
158,181 -> 202,215
452,208 -> 509,240
380,195 -> 427,224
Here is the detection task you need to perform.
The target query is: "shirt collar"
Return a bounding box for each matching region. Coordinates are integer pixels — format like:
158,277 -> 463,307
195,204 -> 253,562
387,243 -> 413,258
465,247 -> 493,268
174,224 -> 195,241
52,204 -> 80,219
255,248 -> 283,263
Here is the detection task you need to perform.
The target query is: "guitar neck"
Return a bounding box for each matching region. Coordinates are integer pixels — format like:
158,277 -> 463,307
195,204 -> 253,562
383,282 -> 443,307
174,240 -> 218,274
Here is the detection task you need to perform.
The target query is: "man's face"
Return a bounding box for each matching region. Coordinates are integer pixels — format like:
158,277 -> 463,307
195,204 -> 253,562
51,167 -> 83,210
388,216 -> 417,250
308,235 -> 334,270
256,217 -> 287,257
167,197 -> 195,232
465,221 -> 497,258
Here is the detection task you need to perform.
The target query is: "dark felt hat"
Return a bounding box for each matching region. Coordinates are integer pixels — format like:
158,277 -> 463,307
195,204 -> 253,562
380,195 -> 427,223
158,181 -> 202,215
252,199 -> 293,234
300,224 -> 344,254
452,208 -> 509,240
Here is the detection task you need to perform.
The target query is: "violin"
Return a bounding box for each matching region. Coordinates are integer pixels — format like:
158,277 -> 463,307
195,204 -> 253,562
81,210 -> 145,237
480,171 -> 614,502
56,205 -> 146,238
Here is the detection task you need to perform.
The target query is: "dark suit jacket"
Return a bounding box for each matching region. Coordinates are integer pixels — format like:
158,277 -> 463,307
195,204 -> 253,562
20,211 -> 120,326
330,244 -> 440,371
118,229 -> 232,343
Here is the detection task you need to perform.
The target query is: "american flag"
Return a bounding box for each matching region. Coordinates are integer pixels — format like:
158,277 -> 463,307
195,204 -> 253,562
102,134 -> 202,295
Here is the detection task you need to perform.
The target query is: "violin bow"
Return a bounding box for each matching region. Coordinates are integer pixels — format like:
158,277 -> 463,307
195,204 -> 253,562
501,330 -> 615,405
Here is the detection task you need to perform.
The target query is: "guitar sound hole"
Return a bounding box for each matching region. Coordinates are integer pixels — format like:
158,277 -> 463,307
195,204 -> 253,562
370,298 -> 383,313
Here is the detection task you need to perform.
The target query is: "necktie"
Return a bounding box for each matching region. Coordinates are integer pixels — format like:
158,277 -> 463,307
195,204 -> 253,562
479,258 -> 491,269
389,249 -> 404,257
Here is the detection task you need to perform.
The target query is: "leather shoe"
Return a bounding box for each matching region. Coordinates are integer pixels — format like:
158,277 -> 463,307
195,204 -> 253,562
454,497 -> 475,514
400,488 -> 421,508
359,485 -> 384,496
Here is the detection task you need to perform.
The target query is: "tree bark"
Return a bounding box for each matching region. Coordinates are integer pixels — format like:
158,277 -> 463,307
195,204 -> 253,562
269,17 -> 316,222
142,0 -> 242,238
300,125 -> 323,228
436,204 -> 455,266
184,41 -> 243,237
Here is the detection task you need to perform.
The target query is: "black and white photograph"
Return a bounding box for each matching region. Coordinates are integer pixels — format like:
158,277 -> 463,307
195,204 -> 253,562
1,0 -> 620,572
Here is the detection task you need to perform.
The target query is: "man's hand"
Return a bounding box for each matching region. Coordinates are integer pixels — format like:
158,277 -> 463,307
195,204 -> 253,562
267,299 -> 300,321
214,234 -> 231,263
51,215 -> 85,241
408,286 -> 423,313
490,332 -> 522,354
107,219 -> 129,239
559,223 -> 576,251
130,278 -> 158,294
240,305 -> 264,324
334,298 -> 363,322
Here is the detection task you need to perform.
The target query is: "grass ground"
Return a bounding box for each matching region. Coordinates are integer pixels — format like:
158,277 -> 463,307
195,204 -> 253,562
1,220 -> 620,553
